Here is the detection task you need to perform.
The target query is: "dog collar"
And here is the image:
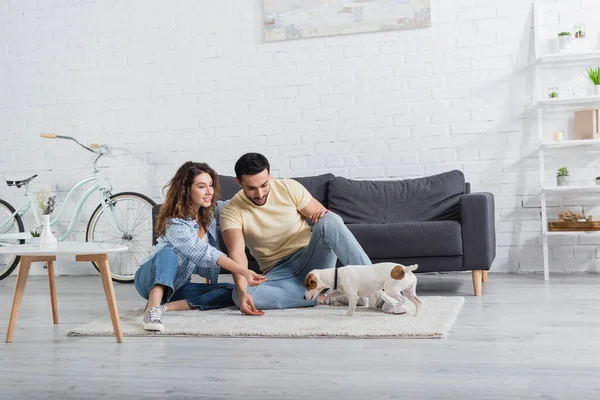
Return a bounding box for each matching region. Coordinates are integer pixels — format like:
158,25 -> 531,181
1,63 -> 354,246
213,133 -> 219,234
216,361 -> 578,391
333,266 -> 338,291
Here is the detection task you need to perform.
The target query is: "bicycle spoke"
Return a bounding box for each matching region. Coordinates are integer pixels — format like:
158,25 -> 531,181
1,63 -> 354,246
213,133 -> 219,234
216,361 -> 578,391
129,210 -> 152,234
133,203 -> 151,230
122,201 -> 151,235
129,237 -> 150,249
94,231 -> 123,241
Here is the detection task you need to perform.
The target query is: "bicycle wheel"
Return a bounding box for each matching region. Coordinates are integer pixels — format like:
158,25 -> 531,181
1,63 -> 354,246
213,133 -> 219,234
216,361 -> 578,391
0,199 -> 25,281
86,192 -> 156,283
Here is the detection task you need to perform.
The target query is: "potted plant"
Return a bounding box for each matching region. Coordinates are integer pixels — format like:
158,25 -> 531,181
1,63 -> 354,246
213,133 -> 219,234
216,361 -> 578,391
548,85 -> 559,98
30,229 -> 42,246
596,176 -> 600,185
558,31 -> 572,52
557,167 -> 570,186
586,66 -> 600,96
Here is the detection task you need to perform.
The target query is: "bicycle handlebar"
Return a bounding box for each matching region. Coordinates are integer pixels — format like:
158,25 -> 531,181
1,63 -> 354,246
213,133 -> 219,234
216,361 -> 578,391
40,132 -> 107,155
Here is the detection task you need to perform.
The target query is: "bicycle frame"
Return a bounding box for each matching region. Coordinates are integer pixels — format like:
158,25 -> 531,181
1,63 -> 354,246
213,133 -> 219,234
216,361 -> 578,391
0,138 -> 128,244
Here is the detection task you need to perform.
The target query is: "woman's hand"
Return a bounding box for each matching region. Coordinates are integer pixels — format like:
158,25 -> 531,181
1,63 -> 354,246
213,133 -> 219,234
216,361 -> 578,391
245,270 -> 267,287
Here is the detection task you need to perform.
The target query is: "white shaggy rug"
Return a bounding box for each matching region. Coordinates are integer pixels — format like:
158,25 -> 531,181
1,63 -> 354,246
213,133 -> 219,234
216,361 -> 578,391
68,296 -> 464,339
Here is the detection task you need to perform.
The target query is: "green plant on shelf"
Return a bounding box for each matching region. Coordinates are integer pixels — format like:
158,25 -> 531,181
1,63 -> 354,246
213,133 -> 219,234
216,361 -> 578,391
558,31 -> 571,36
30,229 -> 41,237
557,167 -> 569,177
586,66 -> 600,85
549,92 -> 559,98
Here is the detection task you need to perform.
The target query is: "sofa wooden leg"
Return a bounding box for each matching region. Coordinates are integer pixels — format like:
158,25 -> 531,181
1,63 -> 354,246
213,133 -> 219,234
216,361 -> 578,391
482,270 -> 488,282
472,270 -> 482,296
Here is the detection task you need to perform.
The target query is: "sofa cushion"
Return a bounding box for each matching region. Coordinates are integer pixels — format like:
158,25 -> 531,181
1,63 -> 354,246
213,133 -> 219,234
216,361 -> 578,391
290,173 -> 335,208
328,170 -> 465,223
218,175 -> 241,201
218,173 -> 335,206
347,221 -> 463,259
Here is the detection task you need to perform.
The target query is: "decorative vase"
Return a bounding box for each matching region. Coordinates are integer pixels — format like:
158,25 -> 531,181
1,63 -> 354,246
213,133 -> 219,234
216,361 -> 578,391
548,85 -> 560,99
574,24 -> 587,51
40,214 -> 57,246
30,237 -> 41,246
558,35 -> 572,52
596,179 -> 600,186
595,85 -> 600,96
557,176 -> 570,186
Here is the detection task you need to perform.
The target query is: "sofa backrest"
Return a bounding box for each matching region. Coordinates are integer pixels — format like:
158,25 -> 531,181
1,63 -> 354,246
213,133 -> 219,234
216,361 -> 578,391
151,170 -> 465,244
288,173 -> 335,208
327,170 -> 466,224
217,173 -> 335,207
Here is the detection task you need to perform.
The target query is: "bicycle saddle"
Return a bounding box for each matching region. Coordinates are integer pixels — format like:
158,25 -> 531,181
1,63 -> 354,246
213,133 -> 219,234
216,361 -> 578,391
6,174 -> 38,188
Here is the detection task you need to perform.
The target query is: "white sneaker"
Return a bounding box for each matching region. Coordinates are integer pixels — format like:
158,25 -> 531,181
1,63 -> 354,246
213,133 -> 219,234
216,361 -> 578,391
143,306 -> 165,331
373,291 -> 408,314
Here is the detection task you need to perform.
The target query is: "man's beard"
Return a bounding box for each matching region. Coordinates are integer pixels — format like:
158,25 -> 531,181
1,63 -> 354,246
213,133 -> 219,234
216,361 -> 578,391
249,193 -> 269,206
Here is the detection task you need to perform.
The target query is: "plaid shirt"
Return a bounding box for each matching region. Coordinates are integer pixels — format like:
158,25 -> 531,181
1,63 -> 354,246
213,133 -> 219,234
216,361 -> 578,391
140,200 -> 229,291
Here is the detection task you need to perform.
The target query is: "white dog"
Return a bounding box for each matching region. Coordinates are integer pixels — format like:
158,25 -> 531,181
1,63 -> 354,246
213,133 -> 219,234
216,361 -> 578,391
303,262 -> 421,317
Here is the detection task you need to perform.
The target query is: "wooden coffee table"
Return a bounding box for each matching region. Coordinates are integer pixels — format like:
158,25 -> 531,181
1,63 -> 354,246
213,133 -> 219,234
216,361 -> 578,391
0,241 -> 128,343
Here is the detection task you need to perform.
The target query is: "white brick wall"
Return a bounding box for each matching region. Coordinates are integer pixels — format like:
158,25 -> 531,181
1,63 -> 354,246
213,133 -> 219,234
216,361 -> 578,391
1,0 -> 600,277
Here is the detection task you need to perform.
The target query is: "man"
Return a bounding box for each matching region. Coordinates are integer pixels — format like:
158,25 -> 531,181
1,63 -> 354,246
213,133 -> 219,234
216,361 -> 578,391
220,152 -> 407,316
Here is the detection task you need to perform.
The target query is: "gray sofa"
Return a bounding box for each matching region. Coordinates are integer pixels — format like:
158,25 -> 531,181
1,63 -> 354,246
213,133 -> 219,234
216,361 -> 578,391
152,170 -> 496,296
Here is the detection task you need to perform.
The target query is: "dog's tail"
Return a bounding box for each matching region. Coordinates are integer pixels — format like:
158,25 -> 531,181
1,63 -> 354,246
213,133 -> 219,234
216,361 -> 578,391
406,264 -> 418,272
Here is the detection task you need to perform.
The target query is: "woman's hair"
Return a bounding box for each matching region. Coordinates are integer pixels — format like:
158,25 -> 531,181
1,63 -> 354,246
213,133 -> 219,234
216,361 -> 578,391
234,152 -> 270,179
155,161 -> 221,237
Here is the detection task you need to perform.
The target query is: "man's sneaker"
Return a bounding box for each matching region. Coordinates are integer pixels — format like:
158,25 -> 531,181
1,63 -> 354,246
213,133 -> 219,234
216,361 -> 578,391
322,296 -> 367,307
373,290 -> 408,314
143,306 -> 165,331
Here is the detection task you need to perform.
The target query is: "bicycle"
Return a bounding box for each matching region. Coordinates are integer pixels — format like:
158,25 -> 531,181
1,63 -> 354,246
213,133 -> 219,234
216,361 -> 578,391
0,133 -> 156,283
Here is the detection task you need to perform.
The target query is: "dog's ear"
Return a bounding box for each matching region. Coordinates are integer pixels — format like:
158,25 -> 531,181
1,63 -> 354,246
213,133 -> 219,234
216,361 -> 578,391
390,265 -> 405,280
304,273 -> 318,290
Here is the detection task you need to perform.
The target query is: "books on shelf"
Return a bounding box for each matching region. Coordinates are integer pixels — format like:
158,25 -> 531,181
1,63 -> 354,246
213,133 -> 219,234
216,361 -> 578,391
574,109 -> 599,140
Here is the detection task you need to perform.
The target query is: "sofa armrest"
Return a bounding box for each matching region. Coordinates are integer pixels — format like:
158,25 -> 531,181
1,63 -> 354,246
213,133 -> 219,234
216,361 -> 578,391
460,192 -> 496,271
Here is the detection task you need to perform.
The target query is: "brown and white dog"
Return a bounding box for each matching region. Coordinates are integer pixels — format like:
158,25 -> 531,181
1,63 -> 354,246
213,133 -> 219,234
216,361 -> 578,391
303,262 -> 421,317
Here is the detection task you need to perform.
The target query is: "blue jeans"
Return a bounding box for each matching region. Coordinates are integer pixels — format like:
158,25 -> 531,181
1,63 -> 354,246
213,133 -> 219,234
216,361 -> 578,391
232,212 -> 371,310
134,248 -> 235,311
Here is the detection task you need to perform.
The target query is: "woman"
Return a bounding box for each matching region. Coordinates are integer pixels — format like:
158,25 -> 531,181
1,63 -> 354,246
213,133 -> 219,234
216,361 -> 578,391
135,161 -> 265,331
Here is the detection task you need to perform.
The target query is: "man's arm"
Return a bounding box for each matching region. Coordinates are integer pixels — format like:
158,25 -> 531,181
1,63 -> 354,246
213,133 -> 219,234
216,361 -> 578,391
222,228 -> 263,316
299,197 -> 329,224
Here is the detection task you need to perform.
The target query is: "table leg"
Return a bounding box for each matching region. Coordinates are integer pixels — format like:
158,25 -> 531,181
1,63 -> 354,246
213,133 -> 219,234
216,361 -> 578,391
6,257 -> 32,343
76,254 -> 123,343
47,259 -> 59,324
97,255 -> 123,343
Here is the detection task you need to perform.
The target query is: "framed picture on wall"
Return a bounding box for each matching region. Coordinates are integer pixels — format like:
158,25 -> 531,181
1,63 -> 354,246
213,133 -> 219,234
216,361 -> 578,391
263,0 -> 431,42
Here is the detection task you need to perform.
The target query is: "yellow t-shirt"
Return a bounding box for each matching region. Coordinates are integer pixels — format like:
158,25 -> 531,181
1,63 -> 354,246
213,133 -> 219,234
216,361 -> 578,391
219,178 -> 312,273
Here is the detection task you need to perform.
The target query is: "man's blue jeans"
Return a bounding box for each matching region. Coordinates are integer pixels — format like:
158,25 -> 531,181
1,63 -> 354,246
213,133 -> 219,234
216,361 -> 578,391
135,248 -> 235,311
232,212 -> 371,310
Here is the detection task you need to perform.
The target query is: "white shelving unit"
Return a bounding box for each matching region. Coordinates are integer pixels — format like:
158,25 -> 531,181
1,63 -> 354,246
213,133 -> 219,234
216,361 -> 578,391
540,138 -> 600,148
538,49 -> 600,64
533,0 -> 600,281
537,95 -> 600,107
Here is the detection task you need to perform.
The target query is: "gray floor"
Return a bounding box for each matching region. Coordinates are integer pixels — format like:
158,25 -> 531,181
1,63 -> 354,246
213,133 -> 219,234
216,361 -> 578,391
1,272 -> 599,400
